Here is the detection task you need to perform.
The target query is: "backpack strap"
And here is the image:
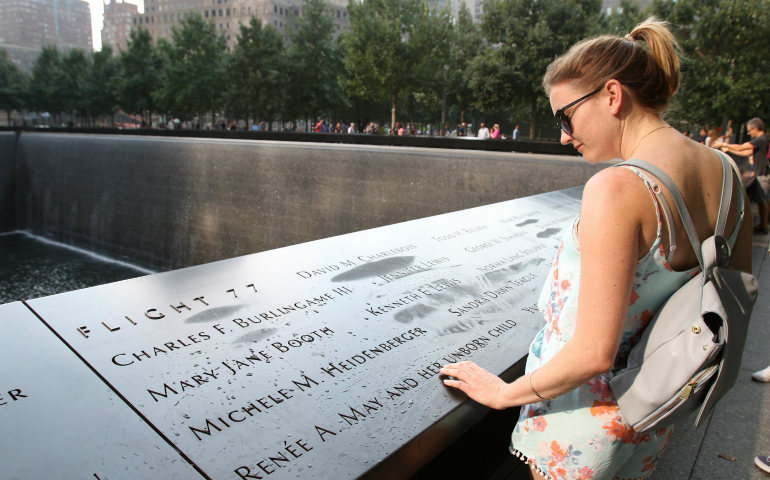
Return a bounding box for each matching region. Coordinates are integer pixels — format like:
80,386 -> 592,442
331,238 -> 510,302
613,153 -> 733,271
714,151 -> 734,240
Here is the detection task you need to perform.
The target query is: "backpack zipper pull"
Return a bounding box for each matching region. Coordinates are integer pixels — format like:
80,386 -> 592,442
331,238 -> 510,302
680,379 -> 698,401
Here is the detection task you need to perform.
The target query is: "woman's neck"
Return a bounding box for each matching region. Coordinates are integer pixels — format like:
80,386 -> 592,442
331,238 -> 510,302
620,114 -> 669,160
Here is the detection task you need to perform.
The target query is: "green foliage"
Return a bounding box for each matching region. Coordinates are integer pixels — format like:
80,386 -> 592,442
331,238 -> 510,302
285,0 -> 348,120
61,48 -> 90,120
225,16 -> 285,122
342,0 -> 451,127
448,4 -> 484,123
86,46 -> 120,120
118,27 -> 163,117
0,49 -> 30,119
153,14 -> 226,121
13,0 -> 770,132
648,0 -> 770,127
467,0 -> 602,138
30,45 -> 66,115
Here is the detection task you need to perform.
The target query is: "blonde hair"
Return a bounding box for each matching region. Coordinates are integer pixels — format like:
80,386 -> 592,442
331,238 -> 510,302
543,17 -> 682,112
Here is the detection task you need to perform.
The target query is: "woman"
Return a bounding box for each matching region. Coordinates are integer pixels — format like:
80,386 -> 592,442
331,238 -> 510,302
705,128 -> 719,148
491,124 -> 501,139
441,18 -> 752,480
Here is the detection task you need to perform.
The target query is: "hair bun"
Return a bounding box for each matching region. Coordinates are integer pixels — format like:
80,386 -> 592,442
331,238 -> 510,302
627,16 -> 682,100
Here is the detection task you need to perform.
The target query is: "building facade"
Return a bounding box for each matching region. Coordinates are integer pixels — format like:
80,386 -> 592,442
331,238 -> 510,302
601,0 -> 651,16
0,0 -> 92,72
102,0 -> 139,51
131,0 -> 349,51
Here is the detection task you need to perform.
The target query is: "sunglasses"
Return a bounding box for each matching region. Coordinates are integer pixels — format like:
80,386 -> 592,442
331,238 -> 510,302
555,87 -> 602,135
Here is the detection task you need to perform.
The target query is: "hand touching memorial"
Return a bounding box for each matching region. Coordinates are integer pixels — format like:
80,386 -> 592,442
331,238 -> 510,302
440,361 -> 509,409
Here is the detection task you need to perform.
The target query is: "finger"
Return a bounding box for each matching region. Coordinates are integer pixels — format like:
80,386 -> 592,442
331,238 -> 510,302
442,364 -> 471,377
464,361 -> 480,372
441,368 -> 469,383
443,379 -> 468,392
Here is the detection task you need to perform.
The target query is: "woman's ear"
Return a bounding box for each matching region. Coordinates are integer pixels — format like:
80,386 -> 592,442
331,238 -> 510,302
605,80 -> 624,116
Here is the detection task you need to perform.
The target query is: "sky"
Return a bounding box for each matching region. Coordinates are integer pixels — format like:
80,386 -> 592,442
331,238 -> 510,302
86,0 -> 144,51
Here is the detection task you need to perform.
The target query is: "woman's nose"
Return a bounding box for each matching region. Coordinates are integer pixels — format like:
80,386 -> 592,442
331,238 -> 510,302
560,129 -> 573,145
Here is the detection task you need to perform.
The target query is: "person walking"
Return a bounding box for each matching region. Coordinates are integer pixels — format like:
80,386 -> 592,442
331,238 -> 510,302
441,17 -> 751,480
513,125 -> 520,140
477,122 -> 490,139
491,124 -> 501,139
348,122 -> 356,134
714,118 -> 769,233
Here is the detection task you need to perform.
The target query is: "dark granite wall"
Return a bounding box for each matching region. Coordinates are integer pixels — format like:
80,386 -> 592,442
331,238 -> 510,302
16,133 -> 606,271
0,132 -> 18,232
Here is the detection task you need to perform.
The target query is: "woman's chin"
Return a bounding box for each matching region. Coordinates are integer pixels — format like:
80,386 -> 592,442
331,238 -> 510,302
580,149 -> 615,164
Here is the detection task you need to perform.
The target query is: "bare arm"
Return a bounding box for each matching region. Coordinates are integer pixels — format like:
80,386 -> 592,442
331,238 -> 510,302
442,169 -> 643,408
715,141 -> 754,158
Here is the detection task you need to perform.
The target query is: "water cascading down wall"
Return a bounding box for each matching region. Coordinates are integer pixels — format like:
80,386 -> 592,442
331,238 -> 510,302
0,131 -> 606,271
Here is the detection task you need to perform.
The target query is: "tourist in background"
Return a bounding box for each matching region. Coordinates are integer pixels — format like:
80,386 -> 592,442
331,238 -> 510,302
441,17 -> 751,480
697,128 -> 707,144
705,128 -> 719,147
513,125 -> 520,140
348,123 -> 356,134
477,122 -> 490,139
491,124 -> 501,139
714,118 -> 769,233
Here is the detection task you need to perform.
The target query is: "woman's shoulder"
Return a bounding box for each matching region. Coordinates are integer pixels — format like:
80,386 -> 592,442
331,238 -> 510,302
578,166 -> 656,239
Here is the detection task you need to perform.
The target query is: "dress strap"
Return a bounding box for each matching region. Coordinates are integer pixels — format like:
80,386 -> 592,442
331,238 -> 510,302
618,166 -> 677,264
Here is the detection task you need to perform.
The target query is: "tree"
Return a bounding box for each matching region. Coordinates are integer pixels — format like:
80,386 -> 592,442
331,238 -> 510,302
467,0 -> 601,138
61,48 -> 89,125
0,49 -> 30,124
648,0 -> 770,128
284,0 -> 348,123
343,0 -> 451,129
118,27 -> 163,123
86,45 -> 120,125
225,16 -> 284,125
447,4 -> 484,128
153,13 -> 226,125
30,45 -> 66,123
408,3 -> 453,123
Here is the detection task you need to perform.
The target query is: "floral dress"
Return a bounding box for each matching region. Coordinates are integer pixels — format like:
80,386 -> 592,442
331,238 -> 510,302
510,166 -> 744,480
